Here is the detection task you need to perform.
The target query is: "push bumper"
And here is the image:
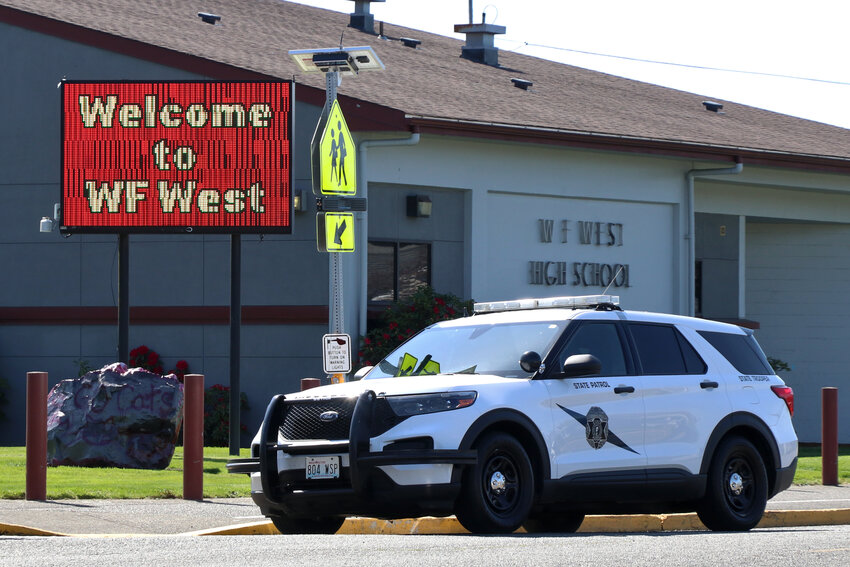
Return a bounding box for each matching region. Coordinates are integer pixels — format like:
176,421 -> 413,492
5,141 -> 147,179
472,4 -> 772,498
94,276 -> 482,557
227,390 -> 477,519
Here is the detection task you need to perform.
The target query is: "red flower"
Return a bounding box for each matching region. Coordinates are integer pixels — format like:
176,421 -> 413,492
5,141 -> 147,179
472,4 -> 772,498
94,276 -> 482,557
389,321 -> 398,330
364,337 -> 372,345
436,298 -> 446,306
382,333 -> 390,340
433,306 -> 440,314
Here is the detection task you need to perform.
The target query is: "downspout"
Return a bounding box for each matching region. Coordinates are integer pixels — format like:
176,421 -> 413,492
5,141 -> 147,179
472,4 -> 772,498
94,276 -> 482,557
685,159 -> 743,316
356,129 -> 421,338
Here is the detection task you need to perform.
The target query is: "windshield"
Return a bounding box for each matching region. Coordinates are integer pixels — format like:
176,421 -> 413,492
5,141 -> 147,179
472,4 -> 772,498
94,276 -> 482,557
365,320 -> 567,379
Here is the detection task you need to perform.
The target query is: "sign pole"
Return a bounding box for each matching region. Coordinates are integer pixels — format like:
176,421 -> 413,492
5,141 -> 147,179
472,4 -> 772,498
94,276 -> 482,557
325,71 -> 346,381
230,234 -> 242,455
118,233 -> 129,363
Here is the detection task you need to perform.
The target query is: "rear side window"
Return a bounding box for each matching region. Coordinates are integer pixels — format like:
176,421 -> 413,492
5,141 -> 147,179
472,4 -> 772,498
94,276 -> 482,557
697,331 -> 773,375
629,323 -> 706,375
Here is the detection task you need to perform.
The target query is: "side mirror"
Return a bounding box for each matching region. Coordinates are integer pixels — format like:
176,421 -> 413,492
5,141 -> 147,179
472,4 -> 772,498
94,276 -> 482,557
352,366 -> 373,380
519,351 -> 542,373
562,354 -> 602,378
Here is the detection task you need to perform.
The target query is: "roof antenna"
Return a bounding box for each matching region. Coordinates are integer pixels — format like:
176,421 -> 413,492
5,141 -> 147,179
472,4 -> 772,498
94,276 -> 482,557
339,31 -> 345,50
602,265 -> 624,296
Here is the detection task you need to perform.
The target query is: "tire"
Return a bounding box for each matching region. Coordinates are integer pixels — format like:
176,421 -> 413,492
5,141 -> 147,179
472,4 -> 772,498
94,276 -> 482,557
697,435 -> 768,532
455,432 -> 535,534
269,514 -> 345,534
523,510 -> 585,534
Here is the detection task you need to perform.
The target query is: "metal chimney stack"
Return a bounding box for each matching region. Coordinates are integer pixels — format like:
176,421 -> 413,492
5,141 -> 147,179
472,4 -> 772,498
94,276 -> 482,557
348,0 -> 385,35
454,10 -> 506,67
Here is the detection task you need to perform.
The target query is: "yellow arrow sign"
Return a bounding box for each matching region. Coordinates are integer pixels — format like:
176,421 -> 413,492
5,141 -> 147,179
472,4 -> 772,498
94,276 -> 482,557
319,100 -> 356,196
317,212 -> 355,252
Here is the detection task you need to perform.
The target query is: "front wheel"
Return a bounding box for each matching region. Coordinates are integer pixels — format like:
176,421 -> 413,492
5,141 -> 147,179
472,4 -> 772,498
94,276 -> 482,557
455,432 -> 535,534
269,514 -> 345,534
697,436 -> 767,532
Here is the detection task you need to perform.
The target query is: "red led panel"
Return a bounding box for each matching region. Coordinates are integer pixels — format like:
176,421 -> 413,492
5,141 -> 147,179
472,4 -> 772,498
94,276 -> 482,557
61,81 -> 292,233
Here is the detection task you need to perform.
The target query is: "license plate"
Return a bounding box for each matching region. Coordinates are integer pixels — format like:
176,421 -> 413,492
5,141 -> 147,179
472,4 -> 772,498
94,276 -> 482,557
305,456 -> 340,480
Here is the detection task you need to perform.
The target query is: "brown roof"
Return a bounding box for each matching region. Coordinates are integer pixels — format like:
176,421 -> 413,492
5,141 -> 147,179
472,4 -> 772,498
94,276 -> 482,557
4,0 -> 850,170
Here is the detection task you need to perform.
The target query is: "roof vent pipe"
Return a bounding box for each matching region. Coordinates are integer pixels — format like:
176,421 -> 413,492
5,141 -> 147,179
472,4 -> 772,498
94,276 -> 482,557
347,0 -> 385,35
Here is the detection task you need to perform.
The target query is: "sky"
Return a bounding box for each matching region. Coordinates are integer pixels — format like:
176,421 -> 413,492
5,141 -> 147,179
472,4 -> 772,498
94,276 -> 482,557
289,0 -> 850,129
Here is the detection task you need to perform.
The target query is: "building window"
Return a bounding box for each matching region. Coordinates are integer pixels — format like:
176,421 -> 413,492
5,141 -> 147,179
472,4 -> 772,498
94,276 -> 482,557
368,241 -> 431,303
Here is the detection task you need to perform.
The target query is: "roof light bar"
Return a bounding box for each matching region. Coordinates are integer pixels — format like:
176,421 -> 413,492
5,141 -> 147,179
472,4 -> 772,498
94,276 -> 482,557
473,295 -> 619,314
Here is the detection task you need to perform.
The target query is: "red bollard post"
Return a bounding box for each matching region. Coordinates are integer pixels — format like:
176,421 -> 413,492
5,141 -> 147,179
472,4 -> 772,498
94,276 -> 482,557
183,374 -> 204,500
26,372 -> 48,501
301,377 -> 321,391
822,387 -> 839,486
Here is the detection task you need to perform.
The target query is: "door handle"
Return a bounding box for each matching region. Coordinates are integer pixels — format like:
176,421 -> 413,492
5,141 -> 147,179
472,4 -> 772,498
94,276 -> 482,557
614,386 -> 635,394
700,381 -> 719,389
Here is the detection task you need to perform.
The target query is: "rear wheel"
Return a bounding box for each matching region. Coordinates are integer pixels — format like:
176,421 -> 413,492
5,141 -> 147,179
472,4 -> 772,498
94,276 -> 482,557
269,514 -> 345,534
455,432 -> 535,534
523,510 -> 585,533
697,436 -> 767,532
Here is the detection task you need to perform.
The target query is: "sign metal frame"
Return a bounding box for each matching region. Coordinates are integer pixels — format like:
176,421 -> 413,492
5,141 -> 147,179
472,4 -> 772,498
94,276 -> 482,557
60,80 -> 294,234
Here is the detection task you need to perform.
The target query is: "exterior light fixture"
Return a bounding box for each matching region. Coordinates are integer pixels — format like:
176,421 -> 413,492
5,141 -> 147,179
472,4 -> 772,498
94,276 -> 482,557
39,203 -> 61,233
407,195 -> 432,218
293,189 -> 307,213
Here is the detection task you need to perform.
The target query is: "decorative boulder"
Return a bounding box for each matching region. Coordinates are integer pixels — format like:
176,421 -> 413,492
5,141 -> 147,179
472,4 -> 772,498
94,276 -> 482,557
47,363 -> 184,469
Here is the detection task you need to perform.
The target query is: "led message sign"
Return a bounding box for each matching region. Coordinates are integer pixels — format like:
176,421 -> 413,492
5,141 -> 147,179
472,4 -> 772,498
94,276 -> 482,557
61,81 -> 292,233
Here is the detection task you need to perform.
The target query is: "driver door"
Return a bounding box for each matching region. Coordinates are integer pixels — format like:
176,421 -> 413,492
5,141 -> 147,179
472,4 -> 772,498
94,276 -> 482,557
543,319 -> 646,479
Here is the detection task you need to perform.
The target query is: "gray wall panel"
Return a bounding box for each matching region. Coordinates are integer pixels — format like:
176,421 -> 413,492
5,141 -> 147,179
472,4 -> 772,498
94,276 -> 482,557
747,222 -> 850,443
0,243 -> 82,305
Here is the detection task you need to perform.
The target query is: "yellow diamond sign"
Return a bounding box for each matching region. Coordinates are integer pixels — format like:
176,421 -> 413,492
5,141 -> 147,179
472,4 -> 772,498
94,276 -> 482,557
318,100 -> 356,196
317,212 -> 355,253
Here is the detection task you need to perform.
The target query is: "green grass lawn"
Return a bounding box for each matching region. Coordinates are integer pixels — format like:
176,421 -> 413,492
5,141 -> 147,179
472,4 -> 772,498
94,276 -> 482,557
0,445 -> 846,499
794,445 -> 850,485
0,447 -> 252,499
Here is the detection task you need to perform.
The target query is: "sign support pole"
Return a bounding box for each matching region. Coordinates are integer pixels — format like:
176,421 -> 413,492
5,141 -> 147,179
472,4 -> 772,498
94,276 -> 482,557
325,72 -> 346,364
118,233 -> 129,364
230,234 -> 242,455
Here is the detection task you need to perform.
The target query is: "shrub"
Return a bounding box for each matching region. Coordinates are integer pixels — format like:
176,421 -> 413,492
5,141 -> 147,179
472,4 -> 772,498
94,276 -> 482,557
129,345 -> 164,375
204,384 -> 250,447
129,345 -> 189,382
359,286 -> 473,369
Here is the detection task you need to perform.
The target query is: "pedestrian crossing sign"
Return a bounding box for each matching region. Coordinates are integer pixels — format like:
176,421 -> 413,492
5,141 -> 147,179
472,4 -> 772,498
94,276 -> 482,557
317,211 -> 355,252
317,100 -> 356,196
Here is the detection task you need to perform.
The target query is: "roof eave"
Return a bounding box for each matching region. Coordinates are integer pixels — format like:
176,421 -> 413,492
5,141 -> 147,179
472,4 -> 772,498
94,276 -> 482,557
406,115 -> 850,174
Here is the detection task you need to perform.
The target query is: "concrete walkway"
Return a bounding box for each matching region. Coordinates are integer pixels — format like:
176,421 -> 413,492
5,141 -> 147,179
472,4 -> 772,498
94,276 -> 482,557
1,484 -> 848,536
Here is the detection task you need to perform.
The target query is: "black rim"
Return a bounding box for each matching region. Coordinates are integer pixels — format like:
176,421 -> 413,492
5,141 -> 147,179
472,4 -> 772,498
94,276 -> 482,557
723,454 -> 755,517
483,452 -> 520,515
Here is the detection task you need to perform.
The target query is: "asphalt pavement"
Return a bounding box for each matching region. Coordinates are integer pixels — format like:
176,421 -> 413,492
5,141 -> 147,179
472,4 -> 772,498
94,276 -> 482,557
1,484 -> 848,536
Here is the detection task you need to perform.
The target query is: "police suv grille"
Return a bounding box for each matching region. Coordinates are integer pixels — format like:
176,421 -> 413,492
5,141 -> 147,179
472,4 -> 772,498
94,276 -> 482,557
279,399 -> 355,441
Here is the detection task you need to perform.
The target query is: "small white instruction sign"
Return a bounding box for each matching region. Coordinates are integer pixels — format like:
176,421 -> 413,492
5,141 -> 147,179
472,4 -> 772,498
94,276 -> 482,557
322,333 -> 352,374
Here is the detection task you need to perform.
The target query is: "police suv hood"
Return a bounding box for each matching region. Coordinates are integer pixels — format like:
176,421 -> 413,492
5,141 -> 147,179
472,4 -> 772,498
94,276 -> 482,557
284,373 -> 525,400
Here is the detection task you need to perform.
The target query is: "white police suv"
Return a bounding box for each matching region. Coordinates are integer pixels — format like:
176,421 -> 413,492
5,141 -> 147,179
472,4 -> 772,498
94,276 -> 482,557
228,295 -> 797,534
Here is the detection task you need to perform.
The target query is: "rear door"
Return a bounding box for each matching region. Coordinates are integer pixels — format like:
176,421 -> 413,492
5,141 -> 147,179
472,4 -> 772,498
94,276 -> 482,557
628,322 -> 731,475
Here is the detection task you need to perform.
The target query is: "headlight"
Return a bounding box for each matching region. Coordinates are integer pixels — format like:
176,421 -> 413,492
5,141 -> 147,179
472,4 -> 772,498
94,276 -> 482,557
385,391 -> 477,417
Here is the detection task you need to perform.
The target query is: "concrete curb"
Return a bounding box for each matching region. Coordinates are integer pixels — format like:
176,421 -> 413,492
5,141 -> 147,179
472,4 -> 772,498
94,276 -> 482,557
0,522 -> 69,537
4,509 -> 850,537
